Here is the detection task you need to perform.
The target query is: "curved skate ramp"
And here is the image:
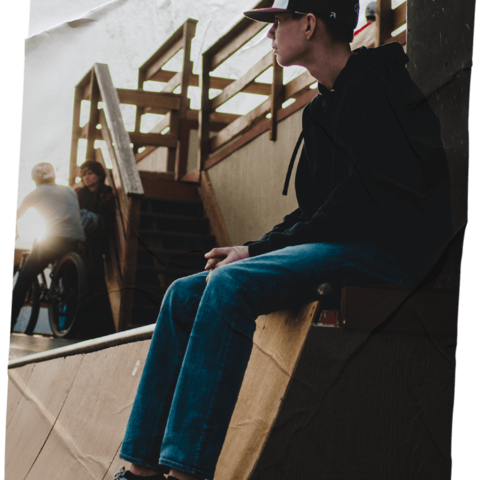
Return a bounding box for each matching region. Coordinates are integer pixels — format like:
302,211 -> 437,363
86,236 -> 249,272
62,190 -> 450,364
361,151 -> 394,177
5,302 -> 322,480
6,327 -> 155,480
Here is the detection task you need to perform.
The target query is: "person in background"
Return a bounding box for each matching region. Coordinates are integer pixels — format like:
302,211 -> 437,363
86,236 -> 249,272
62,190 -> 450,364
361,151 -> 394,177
76,160 -> 115,252
75,160 -> 116,336
11,162 -> 86,332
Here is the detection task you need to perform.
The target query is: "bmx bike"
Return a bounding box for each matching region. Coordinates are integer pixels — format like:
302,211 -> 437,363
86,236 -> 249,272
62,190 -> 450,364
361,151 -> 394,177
14,247 -> 88,338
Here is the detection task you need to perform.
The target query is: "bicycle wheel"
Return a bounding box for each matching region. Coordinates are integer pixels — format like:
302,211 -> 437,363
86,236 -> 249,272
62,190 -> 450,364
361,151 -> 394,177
48,252 -> 87,338
9,263 -> 40,335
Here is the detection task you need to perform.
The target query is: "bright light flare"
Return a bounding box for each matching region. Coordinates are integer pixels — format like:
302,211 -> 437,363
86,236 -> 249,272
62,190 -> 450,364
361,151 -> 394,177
16,209 -> 46,249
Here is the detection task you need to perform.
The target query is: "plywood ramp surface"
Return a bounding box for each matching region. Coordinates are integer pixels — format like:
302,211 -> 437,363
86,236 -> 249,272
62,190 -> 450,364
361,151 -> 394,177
6,341 -> 151,480
214,302 -> 321,480
5,302 -> 320,480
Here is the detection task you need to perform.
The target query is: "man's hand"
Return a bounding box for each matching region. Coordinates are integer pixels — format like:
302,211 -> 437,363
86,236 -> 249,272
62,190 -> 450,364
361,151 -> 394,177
204,246 -> 249,282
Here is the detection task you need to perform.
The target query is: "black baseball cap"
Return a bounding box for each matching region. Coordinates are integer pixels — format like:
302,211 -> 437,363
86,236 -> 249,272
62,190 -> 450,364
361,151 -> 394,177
244,0 -> 360,30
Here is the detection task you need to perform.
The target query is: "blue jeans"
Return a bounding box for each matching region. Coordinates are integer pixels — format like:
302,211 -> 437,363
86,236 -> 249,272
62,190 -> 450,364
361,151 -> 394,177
120,242 -> 413,479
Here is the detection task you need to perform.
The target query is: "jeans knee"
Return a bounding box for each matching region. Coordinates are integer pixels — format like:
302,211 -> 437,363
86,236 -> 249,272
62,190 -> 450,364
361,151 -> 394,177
163,272 -> 207,312
208,266 -> 240,291
207,266 -> 253,307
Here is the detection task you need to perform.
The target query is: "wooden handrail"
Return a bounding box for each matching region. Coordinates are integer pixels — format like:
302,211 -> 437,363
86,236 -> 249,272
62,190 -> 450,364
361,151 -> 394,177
94,63 -> 144,198
148,70 -> 272,96
210,52 -> 273,111
69,62 -> 145,333
198,0 -> 276,171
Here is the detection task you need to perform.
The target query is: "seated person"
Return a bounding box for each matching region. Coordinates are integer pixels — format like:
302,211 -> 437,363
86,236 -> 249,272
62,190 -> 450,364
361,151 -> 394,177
11,162 -> 86,332
76,160 -> 115,258
114,2 -> 453,480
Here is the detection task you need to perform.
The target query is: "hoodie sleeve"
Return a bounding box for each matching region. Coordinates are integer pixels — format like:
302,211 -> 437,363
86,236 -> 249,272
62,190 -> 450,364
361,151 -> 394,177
243,208 -> 307,253
245,77 -> 445,258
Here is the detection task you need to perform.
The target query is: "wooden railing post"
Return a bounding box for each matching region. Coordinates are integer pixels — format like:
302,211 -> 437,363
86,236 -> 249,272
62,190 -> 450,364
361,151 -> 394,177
86,70 -> 100,161
93,63 -> 144,331
270,57 -> 284,141
69,86 -> 83,186
198,53 -> 212,176
375,0 -> 394,47
132,69 -> 146,155
118,194 -> 142,331
175,19 -> 197,181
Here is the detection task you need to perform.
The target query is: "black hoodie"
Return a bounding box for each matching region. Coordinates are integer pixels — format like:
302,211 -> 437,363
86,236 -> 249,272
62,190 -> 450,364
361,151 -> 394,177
245,43 -> 453,275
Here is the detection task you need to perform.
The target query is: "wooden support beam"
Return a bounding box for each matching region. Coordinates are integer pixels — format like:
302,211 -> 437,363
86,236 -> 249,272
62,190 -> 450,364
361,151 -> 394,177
133,69 -> 147,149
270,58 -> 283,141
139,19 -> 198,82
69,86 -> 83,186
75,68 -> 93,92
185,109 -> 241,125
80,123 -> 102,140
133,112 -> 176,164
94,63 -> 144,197
175,123 -> 191,180
209,111 -> 242,125
161,71 -> 182,93
149,111 -> 173,134
145,42 -> 182,80
150,70 -> 272,95
181,169 -> 200,183
198,54 -> 212,172
118,195 -> 142,332
386,29 -> 407,46
115,89 -> 181,110
198,170 -> 232,247
86,71 -> 100,162
175,18 -> 197,181
375,0 -> 394,47
98,110 -> 128,213
144,40 -> 183,81
211,52 -> 273,111
393,2 -> 406,32
82,83 -> 91,101
128,131 -> 178,148
210,98 -> 271,153
284,71 -> 316,100
103,236 -> 123,332
134,146 -> 156,163
204,0 -> 270,71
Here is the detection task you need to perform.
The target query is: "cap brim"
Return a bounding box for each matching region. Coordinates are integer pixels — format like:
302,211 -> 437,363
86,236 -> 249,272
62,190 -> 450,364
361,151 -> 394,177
243,8 -> 293,23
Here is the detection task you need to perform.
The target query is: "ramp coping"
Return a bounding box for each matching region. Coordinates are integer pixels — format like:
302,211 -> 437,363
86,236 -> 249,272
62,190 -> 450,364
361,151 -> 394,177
8,325 -> 155,369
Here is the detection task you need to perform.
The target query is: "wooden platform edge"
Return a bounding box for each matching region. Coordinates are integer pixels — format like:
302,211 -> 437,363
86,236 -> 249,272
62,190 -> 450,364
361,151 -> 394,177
8,325 -> 155,369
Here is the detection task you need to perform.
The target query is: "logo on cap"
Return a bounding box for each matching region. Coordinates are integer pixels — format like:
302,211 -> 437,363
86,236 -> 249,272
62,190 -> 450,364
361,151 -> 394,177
330,12 -> 336,18
354,4 -> 360,12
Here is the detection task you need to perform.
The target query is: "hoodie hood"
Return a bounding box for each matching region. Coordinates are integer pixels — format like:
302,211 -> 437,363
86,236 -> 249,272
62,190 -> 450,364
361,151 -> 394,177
334,43 -> 409,91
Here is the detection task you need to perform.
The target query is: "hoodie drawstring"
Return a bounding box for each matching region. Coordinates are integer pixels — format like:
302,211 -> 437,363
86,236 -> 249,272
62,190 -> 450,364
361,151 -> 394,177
282,131 -> 304,196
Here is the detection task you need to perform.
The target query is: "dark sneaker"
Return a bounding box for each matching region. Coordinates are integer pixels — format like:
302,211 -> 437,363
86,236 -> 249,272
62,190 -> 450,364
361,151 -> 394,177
114,466 -> 166,479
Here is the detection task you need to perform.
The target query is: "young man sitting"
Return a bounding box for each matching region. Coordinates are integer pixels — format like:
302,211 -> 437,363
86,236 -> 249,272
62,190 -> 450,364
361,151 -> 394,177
115,1 -> 452,478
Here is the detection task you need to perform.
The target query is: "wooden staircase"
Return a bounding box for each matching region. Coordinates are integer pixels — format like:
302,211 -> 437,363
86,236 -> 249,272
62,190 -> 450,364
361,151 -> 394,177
128,182 -> 216,328
67,17 -> 221,334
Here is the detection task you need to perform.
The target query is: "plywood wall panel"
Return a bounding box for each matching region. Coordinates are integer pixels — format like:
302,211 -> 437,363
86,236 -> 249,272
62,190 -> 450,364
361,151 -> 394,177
208,110 -> 302,246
